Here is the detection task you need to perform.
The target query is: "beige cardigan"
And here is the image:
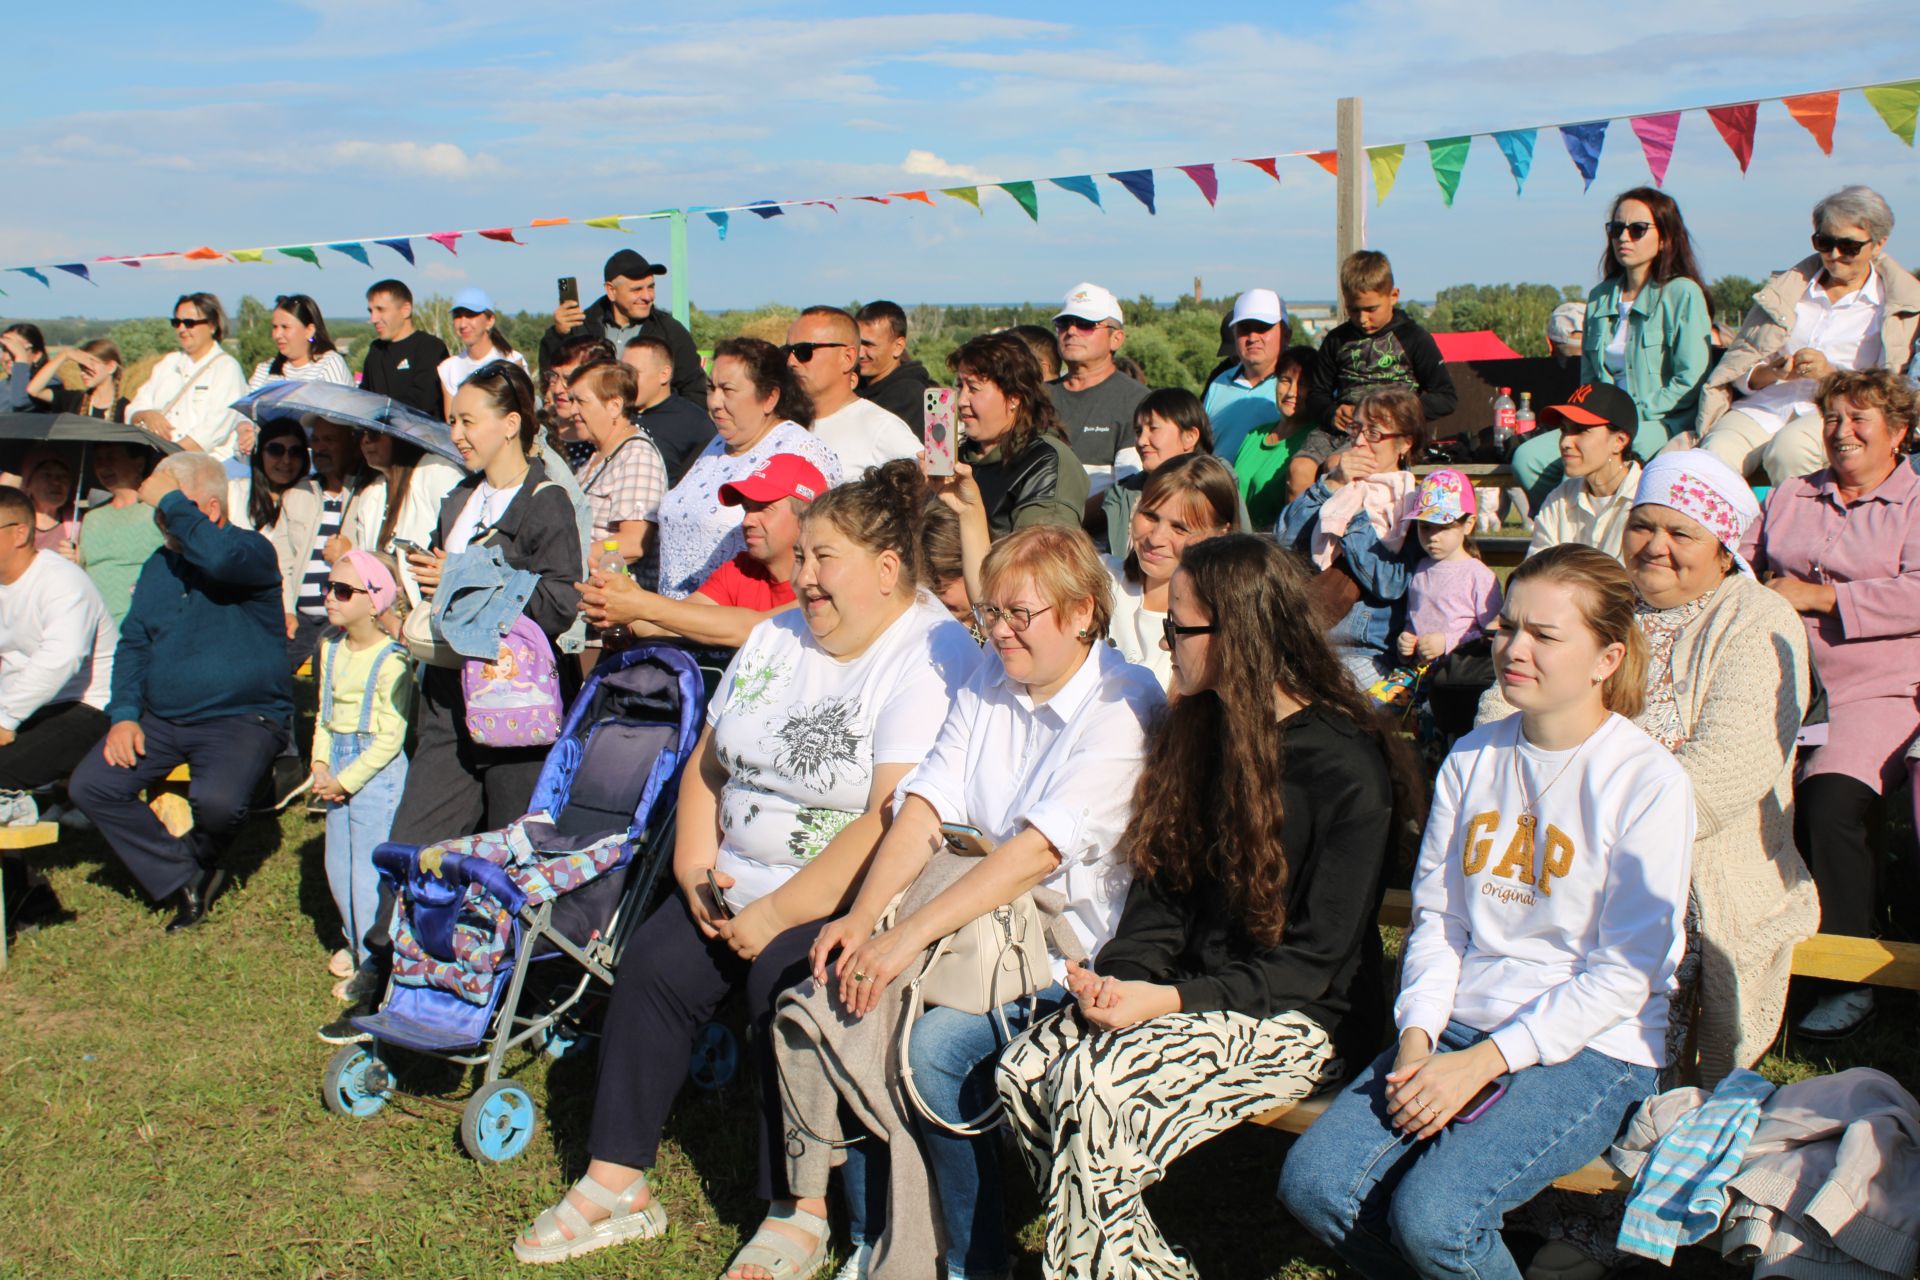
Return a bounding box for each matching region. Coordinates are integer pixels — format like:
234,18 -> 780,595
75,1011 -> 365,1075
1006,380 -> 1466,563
1478,572 -> 1820,1085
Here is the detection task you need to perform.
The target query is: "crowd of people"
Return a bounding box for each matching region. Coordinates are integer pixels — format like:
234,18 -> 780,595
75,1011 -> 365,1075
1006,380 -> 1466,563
1,180 -> 1918,1280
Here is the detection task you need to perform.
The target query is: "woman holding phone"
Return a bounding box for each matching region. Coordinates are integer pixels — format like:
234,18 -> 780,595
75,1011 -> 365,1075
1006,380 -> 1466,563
1281,545 -> 1694,1280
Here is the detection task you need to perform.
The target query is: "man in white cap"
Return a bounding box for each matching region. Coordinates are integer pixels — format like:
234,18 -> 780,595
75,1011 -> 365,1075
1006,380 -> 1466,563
1546,301 -> 1586,360
1045,282 -> 1146,494
1203,288 -> 1294,462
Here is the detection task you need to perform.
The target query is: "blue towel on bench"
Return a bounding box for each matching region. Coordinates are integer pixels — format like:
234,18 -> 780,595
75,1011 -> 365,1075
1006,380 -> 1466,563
1617,1067 -> 1775,1264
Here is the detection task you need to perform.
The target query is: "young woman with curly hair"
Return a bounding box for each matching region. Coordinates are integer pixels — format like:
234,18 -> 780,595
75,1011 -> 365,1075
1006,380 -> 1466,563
994,533 -> 1421,1280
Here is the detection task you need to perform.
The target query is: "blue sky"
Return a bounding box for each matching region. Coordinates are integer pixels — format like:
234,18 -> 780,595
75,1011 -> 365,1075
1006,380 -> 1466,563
3,0 -> 1918,322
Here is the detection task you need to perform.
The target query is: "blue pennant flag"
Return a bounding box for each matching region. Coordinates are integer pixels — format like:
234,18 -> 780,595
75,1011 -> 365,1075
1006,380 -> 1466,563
746,200 -> 785,219
1559,121 -> 1609,191
326,242 -> 372,268
1107,169 -> 1156,214
374,238 -> 416,264
11,267 -> 49,288
1049,175 -> 1103,209
1492,129 -> 1537,194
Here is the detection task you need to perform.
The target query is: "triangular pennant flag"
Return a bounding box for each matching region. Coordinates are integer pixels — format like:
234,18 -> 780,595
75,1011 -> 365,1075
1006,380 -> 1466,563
478,227 -> 523,244
940,186 -> 983,213
801,200 -> 839,212
280,245 -> 322,268
1707,103 -> 1757,172
529,217 -> 570,227
1050,175 -> 1103,208
230,249 -> 267,263
889,190 -> 935,206
746,200 -> 785,219
1559,121 -> 1608,191
1425,138 -> 1470,207
693,207 -> 729,240
1177,164 -> 1219,206
183,246 -> 223,261
853,196 -> 892,205
375,237 -> 416,264
1862,80 -> 1920,146
1783,91 -> 1839,154
1629,113 -> 1680,185
1366,144 -> 1406,205
996,181 -> 1039,222
1107,169 -> 1156,214
1492,130 -> 1537,194
427,232 -> 462,253
1307,151 -> 1339,177
1237,157 -> 1282,182
326,241 -> 371,267
582,216 -> 625,230
11,267 -> 49,287
53,263 -> 96,285
97,255 -> 142,267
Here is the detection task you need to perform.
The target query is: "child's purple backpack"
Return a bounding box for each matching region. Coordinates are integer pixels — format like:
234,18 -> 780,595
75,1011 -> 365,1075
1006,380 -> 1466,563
462,615 -> 563,748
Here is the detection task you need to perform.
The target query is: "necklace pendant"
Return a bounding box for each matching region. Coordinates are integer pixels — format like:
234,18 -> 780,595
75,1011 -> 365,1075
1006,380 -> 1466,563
1515,811 -> 1537,849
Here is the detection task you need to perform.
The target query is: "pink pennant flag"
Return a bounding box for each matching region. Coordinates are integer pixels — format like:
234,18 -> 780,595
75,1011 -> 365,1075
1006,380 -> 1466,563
1176,164 -> 1219,206
853,196 -> 892,205
801,200 -> 840,212
889,190 -> 935,206
1237,157 -> 1282,182
96,255 -> 143,268
1629,112 -> 1680,185
477,227 -> 523,245
1707,103 -> 1757,172
427,232 -> 462,255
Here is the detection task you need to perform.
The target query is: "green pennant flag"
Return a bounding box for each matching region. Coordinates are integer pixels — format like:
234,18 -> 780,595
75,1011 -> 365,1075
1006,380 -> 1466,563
230,249 -> 267,263
1862,80 -> 1920,146
280,245 -> 321,267
1367,144 -> 1406,205
583,215 -> 627,230
1426,136 -> 1471,207
996,180 -> 1039,222
940,186 -> 982,213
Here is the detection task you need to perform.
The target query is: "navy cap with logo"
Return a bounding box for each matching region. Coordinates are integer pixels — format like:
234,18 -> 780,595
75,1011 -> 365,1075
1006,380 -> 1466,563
1544,382 -> 1638,436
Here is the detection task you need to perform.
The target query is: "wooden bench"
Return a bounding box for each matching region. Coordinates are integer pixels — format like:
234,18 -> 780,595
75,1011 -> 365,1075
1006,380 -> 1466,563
148,764 -> 193,838
1252,889 -> 1920,1195
0,822 -> 60,973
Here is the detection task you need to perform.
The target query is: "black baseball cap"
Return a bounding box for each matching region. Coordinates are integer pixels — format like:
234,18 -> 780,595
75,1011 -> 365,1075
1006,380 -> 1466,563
1544,382 -> 1637,435
604,249 -> 667,282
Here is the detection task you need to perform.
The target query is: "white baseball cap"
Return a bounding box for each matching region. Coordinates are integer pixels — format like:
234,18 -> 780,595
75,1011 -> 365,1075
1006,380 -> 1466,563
1547,301 -> 1587,344
1056,282 -> 1123,326
1230,288 -> 1287,328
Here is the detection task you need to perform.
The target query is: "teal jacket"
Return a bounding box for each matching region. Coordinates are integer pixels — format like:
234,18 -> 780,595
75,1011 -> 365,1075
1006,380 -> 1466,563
1580,275 -> 1713,439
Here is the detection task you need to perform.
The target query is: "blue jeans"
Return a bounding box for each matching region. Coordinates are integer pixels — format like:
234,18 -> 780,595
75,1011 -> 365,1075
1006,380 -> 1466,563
1278,1021 -> 1656,1280
846,984 -> 1069,1279
325,731 -> 407,965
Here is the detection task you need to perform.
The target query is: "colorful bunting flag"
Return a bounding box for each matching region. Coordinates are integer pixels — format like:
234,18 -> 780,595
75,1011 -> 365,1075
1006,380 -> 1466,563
996,181 -> 1039,222
890,190 -> 935,206
1177,163 -> 1219,206
11,267 -> 49,287
801,200 -> 839,212
1707,103 -> 1758,172
746,201 -> 785,219
1108,169 -> 1156,213
375,237 -> 416,264
426,232 -> 462,253
1238,157 -> 1282,182
529,217 -> 570,227
1862,80 -> 1920,145
1367,144 -> 1405,205
1559,121 -> 1608,190
230,249 -> 267,263
1784,91 -> 1839,154
1050,175 -> 1103,209
692,207 -> 729,240
1630,113 -> 1680,185
280,245 -> 322,268
581,216 -> 625,230
941,186 -> 983,213
183,247 -> 223,261
1493,129 -> 1537,193
96,255 -> 142,267
478,227 -> 523,244
52,263 -> 95,284
1307,151 -> 1339,177
326,241 -> 371,267
1426,137 -> 1470,207
853,196 -> 892,205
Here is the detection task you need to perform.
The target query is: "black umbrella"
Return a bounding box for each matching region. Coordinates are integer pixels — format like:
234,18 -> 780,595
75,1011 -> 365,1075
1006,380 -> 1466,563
0,412 -> 181,453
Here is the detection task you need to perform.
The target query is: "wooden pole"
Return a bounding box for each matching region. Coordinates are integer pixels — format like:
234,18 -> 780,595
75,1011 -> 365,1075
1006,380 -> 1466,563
668,209 -> 691,327
1335,97 -> 1364,304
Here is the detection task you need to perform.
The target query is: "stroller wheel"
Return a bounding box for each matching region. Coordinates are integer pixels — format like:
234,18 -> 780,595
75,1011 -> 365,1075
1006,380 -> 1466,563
462,1080 -> 537,1164
688,1021 -> 739,1091
321,1044 -> 390,1119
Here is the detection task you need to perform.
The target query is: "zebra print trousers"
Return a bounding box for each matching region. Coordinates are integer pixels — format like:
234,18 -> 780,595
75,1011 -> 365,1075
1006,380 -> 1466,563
994,1005 -> 1335,1280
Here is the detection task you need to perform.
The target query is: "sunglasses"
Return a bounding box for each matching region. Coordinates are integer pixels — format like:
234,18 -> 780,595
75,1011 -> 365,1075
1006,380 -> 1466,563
1605,220 -> 1654,242
1812,232 -> 1871,258
261,441 -> 308,460
1053,317 -> 1111,334
780,341 -> 848,363
170,317 -> 210,329
327,581 -> 373,602
1233,320 -> 1278,337
1161,618 -> 1217,649
972,602 -> 1053,633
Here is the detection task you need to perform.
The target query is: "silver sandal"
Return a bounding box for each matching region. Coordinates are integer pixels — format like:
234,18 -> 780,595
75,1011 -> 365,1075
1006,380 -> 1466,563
512,1169 -> 668,1265
721,1205 -> 831,1280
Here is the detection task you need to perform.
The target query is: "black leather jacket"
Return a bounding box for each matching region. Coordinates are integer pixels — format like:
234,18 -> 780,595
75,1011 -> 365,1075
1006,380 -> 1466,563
964,433 -> 1087,538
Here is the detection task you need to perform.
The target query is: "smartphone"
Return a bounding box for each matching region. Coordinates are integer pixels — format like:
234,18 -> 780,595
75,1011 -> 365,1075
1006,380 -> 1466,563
392,537 -> 426,558
558,276 -> 580,308
1453,1076 -> 1509,1125
923,388 -> 958,477
704,868 -> 736,919
939,822 -> 996,858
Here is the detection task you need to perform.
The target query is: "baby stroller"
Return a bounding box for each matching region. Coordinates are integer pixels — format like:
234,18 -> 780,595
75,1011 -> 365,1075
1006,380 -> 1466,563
319,644 -> 704,1163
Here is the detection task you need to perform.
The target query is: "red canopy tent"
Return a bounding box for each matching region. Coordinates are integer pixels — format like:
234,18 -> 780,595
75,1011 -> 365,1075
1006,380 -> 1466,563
1431,330 -> 1522,362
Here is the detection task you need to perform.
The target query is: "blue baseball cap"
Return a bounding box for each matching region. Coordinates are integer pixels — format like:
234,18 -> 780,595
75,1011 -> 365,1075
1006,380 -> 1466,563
451,286 -> 496,315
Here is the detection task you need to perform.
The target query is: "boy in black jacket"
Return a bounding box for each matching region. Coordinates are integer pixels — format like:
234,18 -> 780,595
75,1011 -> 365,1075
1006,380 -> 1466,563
1302,250 -> 1457,432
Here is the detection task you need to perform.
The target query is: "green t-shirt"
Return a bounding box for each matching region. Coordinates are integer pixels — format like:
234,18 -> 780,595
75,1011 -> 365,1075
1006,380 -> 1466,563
1235,425 -> 1317,532
79,501 -> 165,625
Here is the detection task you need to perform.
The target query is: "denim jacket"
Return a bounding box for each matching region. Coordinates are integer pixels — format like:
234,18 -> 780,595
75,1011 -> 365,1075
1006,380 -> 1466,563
1275,478 -> 1421,658
1581,275 -> 1713,439
433,543 -> 538,660
430,456 -> 584,654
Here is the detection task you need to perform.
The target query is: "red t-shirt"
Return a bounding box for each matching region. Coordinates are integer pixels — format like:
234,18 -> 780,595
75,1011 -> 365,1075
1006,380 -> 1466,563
695,553 -> 796,611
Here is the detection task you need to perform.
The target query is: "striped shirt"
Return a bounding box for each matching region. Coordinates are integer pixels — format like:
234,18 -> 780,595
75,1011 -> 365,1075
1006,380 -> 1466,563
248,351 -> 353,391
296,488 -> 348,618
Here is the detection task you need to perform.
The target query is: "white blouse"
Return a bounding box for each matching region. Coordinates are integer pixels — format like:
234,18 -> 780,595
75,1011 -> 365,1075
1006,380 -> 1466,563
655,421 -> 843,599
1101,556 -> 1172,690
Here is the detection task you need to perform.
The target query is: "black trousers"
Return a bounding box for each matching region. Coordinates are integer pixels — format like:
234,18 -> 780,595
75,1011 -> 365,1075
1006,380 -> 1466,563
1795,772 -> 1885,940
0,700 -> 109,792
69,714 -> 283,902
589,895 -> 823,1201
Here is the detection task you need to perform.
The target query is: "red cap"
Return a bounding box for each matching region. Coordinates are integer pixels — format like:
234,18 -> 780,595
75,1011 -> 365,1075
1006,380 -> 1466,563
718,453 -> 828,507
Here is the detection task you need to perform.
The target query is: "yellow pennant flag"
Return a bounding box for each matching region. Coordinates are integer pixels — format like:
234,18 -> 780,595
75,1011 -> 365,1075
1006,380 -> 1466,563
1368,144 -> 1406,205
583,215 -> 627,230
230,249 -> 266,263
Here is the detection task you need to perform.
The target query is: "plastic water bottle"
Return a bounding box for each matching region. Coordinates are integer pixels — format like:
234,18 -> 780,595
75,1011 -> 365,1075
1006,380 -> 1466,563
1490,386 -> 1516,453
597,539 -> 629,646
1514,391 -> 1536,438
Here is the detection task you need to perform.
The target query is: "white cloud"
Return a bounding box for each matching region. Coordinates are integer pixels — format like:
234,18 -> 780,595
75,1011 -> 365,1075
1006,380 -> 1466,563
325,141 -> 503,180
902,149 -> 998,184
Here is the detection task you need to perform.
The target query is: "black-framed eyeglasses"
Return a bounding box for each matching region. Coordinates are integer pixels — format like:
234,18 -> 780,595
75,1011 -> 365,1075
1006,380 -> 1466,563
1161,618 -> 1216,648
1053,317 -> 1110,334
781,342 -> 848,363
170,317 -> 210,329
327,581 -> 373,602
1605,220 -> 1653,242
972,602 -> 1053,633
261,441 -> 308,460
1813,232 -> 1871,258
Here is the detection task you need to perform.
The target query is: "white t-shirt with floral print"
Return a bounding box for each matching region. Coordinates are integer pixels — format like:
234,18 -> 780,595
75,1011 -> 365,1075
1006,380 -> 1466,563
706,595 -> 982,906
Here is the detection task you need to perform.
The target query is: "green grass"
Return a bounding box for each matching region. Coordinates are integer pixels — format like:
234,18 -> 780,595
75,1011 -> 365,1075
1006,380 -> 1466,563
2,799 -> 1913,1279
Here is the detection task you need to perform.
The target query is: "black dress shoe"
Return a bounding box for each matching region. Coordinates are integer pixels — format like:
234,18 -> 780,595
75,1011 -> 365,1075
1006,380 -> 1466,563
166,866 -> 228,933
